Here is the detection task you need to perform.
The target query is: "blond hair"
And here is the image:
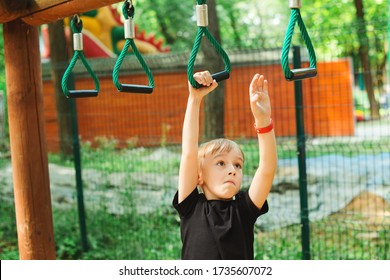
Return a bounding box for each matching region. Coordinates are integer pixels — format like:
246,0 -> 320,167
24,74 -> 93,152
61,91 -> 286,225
198,138 -> 244,169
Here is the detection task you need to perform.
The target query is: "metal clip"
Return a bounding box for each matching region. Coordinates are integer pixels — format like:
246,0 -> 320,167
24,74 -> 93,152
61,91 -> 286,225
73,14 -> 81,24
196,4 -> 208,27
73,33 -> 83,51
289,0 -> 302,9
124,18 -> 135,39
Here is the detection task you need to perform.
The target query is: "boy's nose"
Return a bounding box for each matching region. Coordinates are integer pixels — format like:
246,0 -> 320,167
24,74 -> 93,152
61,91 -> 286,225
228,165 -> 236,176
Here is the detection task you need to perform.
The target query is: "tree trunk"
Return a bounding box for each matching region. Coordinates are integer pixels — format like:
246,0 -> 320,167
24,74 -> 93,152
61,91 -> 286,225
202,0 -> 225,140
48,20 -> 74,157
354,0 -> 380,119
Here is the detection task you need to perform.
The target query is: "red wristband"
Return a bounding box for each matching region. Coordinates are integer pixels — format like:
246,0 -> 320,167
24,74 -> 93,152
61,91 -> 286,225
254,119 -> 273,134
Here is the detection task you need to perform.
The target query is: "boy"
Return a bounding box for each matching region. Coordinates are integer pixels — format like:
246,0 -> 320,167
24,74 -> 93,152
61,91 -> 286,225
173,71 -> 277,259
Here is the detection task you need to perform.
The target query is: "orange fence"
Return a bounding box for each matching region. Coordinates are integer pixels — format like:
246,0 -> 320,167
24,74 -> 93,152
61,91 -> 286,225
43,58 -> 354,152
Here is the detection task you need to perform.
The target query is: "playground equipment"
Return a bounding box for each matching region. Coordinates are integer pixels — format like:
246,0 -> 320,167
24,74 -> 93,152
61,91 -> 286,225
187,0 -> 231,88
112,0 -> 154,93
61,15 -> 100,98
281,0 -> 317,81
62,1 -> 155,97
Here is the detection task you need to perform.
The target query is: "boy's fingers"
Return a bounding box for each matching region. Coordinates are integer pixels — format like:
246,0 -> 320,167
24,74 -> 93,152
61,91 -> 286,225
194,71 -> 213,86
209,80 -> 218,90
249,74 -> 260,93
198,80 -> 218,94
263,80 -> 268,94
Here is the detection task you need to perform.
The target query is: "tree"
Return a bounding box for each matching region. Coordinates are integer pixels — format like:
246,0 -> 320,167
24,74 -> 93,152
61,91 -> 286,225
354,0 -> 379,119
201,0 -> 225,139
48,20 -> 74,157
301,0 -> 386,119
125,0 -> 194,51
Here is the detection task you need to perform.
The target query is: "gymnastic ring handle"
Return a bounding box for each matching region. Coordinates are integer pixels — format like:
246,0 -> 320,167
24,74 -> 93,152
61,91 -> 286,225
196,71 -> 230,88
212,71 -> 230,82
67,90 -> 99,98
287,67 -> 317,81
119,84 -> 153,94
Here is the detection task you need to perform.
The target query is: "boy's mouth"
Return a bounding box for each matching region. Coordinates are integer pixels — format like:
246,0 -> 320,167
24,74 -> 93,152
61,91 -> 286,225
224,180 -> 236,186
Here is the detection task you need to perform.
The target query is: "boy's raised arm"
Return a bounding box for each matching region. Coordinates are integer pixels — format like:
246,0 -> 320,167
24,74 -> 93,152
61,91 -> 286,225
177,71 -> 218,203
248,74 -> 278,209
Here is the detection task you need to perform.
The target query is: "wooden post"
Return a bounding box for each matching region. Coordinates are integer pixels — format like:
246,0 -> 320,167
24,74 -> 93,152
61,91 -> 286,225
3,19 -> 56,259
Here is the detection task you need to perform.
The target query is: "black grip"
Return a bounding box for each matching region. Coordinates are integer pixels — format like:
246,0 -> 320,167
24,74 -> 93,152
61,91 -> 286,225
67,90 -> 98,98
120,84 -> 153,94
288,67 -> 317,81
211,71 -> 230,82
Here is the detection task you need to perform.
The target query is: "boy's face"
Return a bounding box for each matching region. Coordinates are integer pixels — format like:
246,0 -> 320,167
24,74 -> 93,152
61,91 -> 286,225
199,148 -> 244,200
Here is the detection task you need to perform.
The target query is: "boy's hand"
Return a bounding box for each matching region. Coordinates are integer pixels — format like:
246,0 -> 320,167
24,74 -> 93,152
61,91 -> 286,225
249,74 -> 271,127
188,71 -> 218,98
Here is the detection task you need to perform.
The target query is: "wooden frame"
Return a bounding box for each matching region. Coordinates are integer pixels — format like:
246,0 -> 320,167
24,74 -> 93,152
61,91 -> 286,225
1,0 -> 121,260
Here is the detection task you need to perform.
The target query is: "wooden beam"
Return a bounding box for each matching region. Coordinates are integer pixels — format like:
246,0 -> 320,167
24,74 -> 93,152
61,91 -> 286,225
0,0 -> 121,25
3,19 -> 56,259
0,0 -> 68,24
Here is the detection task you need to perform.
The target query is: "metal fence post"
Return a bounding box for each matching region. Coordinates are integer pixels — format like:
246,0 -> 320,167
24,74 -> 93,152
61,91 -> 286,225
293,45 -> 311,260
68,75 -> 89,252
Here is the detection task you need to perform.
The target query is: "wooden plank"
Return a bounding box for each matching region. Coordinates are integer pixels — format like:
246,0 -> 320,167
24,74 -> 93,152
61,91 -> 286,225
0,0 -> 120,25
22,0 -> 121,26
3,19 -> 56,259
0,0 -> 68,24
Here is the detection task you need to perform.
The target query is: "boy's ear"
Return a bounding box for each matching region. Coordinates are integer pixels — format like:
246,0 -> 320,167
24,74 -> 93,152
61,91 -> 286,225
197,173 -> 204,185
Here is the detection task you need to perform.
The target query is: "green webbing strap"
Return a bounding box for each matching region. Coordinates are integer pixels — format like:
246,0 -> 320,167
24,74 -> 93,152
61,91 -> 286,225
112,0 -> 154,94
61,16 -> 100,98
281,7 -> 317,81
187,0 -> 231,88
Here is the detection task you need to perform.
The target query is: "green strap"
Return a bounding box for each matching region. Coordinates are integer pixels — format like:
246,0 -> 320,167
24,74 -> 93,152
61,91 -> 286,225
281,8 -> 317,81
112,0 -> 154,94
187,0 -> 231,88
61,16 -> 100,98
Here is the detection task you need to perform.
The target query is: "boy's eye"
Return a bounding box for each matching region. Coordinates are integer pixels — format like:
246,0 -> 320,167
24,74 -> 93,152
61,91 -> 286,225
235,163 -> 242,169
217,161 -> 225,166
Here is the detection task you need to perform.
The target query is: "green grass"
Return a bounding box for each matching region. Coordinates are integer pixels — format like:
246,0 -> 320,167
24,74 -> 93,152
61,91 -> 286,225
54,206 -> 182,260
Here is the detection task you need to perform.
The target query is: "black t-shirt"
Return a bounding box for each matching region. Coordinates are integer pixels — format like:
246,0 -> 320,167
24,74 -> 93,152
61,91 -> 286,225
172,188 -> 268,260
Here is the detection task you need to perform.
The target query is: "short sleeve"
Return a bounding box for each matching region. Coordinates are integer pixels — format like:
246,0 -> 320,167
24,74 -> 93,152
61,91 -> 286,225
172,188 -> 199,217
237,191 -> 269,224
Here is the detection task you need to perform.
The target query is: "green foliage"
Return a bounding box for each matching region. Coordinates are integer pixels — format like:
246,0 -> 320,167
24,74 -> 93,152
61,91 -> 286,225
0,25 -> 5,93
112,0 -> 293,50
301,0 -> 387,65
51,205 -> 181,260
0,198 -> 19,260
